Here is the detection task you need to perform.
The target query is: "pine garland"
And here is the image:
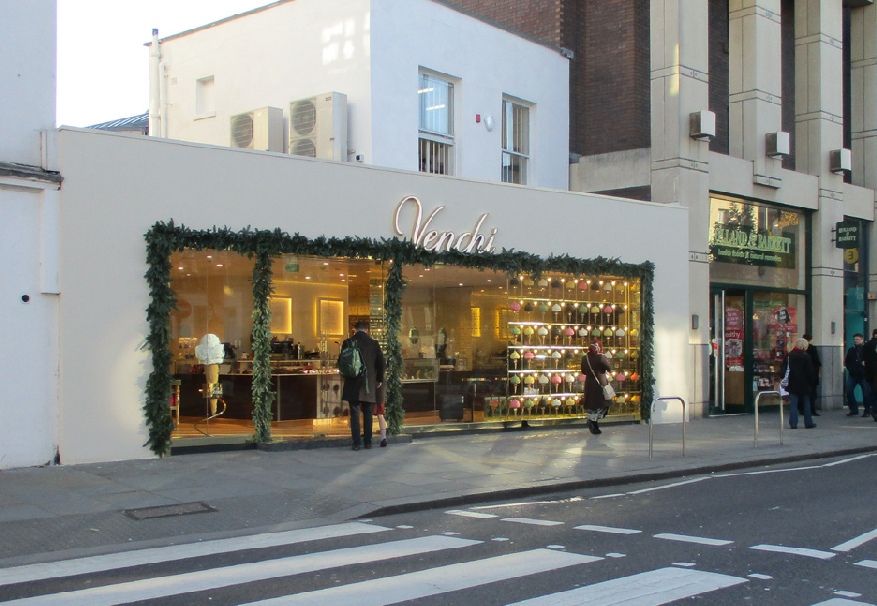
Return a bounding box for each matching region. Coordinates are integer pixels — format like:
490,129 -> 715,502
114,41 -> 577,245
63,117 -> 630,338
384,259 -> 406,434
250,250 -> 276,441
144,221 -> 656,455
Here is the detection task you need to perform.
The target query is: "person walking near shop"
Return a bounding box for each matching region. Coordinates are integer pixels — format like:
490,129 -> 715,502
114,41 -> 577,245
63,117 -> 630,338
844,333 -> 870,417
375,379 -> 388,447
862,329 -> 877,418
781,337 -> 817,429
339,321 -> 385,451
581,341 -> 613,435
802,333 -> 821,416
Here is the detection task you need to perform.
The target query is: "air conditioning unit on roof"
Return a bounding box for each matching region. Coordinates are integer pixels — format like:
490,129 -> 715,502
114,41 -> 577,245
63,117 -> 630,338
229,107 -> 283,152
289,92 -> 348,161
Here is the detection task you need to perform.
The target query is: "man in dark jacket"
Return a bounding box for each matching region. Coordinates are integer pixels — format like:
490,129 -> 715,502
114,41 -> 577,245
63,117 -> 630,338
845,333 -> 870,416
782,337 -> 817,429
862,329 -> 877,418
339,320 -> 385,451
802,333 -> 821,416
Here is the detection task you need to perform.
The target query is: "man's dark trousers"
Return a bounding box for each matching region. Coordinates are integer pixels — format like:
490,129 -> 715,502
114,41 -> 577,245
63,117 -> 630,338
350,400 -> 374,447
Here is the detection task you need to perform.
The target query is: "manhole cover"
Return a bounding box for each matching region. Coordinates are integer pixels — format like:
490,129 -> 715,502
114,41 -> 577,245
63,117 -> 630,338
123,502 -> 216,520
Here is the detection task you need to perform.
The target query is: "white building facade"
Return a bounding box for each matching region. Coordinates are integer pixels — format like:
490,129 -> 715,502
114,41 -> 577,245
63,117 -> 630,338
149,0 -> 571,189
2,0 -> 694,468
0,0 -> 61,468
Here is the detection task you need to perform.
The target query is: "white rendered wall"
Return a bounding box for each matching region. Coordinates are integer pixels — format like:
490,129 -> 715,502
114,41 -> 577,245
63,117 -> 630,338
0,0 -> 56,166
369,0 -> 570,188
159,0 -> 373,157
156,0 -> 569,188
57,128 -> 687,464
0,0 -> 60,469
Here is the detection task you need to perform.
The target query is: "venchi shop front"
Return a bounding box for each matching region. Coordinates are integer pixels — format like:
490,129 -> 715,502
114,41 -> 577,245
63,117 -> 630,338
56,128 -> 689,464
708,194 -> 810,413
154,196 -> 654,451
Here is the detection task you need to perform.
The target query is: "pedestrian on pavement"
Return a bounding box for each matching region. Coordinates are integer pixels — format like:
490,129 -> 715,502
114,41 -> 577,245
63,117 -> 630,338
802,333 -> 821,417
844,333 -> 870,417
781,337 -> 817,429
339,320 -> 385,451
375,379 -> 388,447
582,341 -> 613,435
862,329 -> 877,418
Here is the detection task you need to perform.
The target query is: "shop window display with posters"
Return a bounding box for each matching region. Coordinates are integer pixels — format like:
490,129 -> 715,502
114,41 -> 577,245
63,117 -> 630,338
708,195 -> 809,412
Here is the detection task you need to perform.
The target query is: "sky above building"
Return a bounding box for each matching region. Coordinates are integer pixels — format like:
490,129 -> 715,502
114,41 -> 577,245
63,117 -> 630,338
56,0 -> 270,127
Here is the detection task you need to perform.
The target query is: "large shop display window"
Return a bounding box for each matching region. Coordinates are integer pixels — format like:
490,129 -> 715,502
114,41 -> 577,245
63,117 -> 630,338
166,252 -> 644,436
708,195 -> 809,412
145,222 -> 654,455
169,251 -> 386,438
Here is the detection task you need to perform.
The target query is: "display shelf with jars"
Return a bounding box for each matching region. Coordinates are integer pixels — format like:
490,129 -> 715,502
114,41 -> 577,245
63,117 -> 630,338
503,275 -> 643,420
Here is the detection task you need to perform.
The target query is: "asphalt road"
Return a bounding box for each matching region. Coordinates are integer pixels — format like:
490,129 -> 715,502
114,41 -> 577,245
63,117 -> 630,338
2,453 -> 876,605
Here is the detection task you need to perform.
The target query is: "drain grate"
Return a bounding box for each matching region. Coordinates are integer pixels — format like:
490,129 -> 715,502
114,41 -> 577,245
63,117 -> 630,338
123,501 -> 217,520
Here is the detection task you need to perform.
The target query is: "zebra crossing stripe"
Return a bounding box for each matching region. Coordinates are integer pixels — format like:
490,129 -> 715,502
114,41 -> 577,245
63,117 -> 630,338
507,566 -> 747,605
654,533 -> 733,546
0,535 -> 480,606
501,518 -> 564,526
446,510 -> 498,519
0,521 -> 389,588
238,548 -> 602,605
750,544 -> 836,560
832,527 -> 877,552
811,600 -> 877,606
574,524 -> 641,534
855,559 -> 877,569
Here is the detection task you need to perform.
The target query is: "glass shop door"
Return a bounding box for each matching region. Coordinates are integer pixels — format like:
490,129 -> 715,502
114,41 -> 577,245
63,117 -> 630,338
710,289 -> 747,412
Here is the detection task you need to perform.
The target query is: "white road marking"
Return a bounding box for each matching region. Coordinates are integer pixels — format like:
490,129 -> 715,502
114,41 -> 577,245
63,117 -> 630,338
822,453 -> 877,466
445,509 -> 497,519
834,591 -> 863,598
0,521 -> 389,587
575,524 -> 641,535
605,552 -> 625,558
239,548 -> 602,605
492,537 -> 510,542
855,559 -> 877,569
507,566 -> 747,605
654,533 -> 733,546
751,544 -> 836,560
546,545 -> 565,550
1,535 -> 480,606
627,477 -> 711,494
672,562 -> 696,567
472,497 -> 584,510
396,525 -> 413,529
748,573 -> 773,580
501,517 -> 565,526
833,527 -> 877,552
812,599 -> 876,606
591,493 -> 626,499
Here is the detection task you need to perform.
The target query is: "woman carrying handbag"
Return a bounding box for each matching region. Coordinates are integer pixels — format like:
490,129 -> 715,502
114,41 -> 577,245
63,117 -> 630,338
582,341 -> 614,434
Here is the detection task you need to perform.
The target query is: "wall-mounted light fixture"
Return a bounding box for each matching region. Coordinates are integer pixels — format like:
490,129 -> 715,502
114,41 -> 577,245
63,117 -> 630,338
689,110 -> 716,141
765,132 -> 791,159
830,148 -> 852,175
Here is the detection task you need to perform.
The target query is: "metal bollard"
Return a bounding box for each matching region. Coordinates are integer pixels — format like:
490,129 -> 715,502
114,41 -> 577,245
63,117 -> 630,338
648,397 -> 686,459
754,390 -> 784,447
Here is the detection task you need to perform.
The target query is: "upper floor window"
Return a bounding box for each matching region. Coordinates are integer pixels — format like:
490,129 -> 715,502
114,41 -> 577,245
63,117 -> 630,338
502,98 -> 530,184
418,72 -> 454,175
195,76 -> 216,118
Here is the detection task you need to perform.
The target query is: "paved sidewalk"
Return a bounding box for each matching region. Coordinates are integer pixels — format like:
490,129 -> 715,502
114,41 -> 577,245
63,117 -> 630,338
1,410 -> 875,566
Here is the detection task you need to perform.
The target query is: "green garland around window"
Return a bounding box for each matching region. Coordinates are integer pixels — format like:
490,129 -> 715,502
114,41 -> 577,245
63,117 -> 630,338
144,221 -> 656,457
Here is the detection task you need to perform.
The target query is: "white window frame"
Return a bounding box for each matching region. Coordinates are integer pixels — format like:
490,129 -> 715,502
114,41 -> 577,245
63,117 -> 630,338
418,71 -> 456,175
501,97 -> 530,184
195,76 -> 216,119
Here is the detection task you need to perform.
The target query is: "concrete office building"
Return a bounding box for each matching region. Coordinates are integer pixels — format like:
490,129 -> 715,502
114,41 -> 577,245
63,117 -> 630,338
450,0 -> 877,414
